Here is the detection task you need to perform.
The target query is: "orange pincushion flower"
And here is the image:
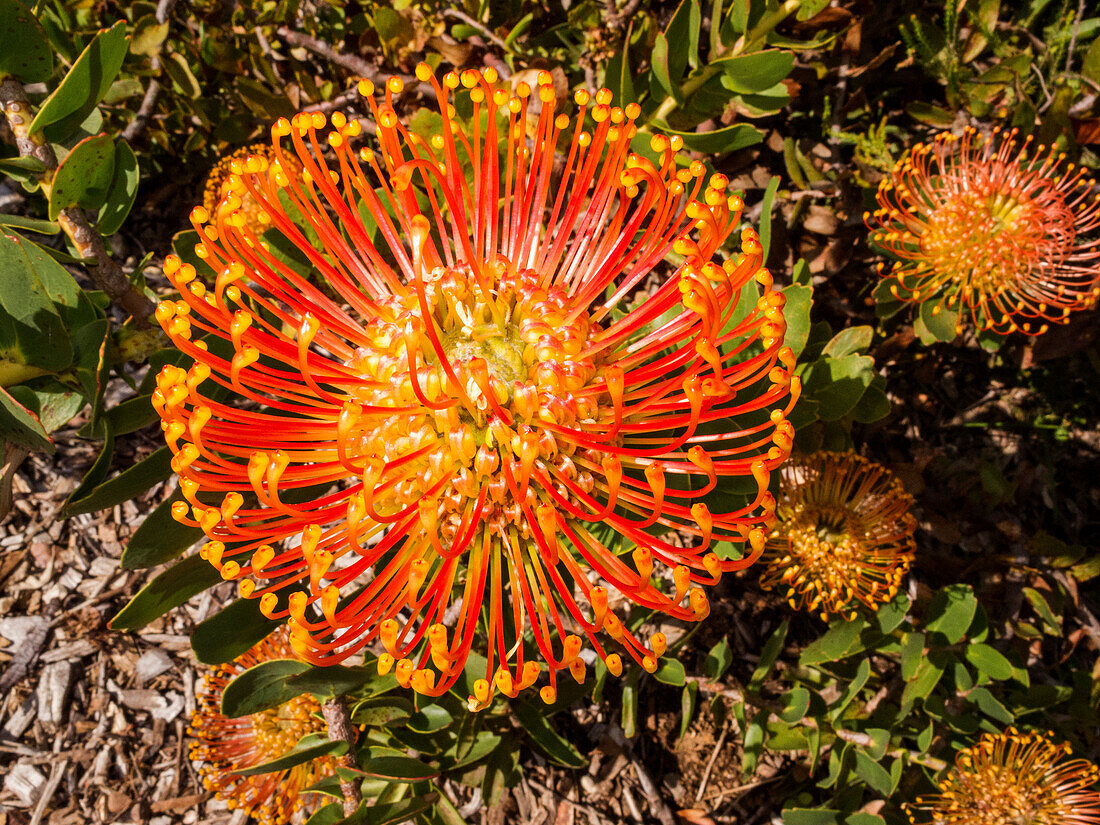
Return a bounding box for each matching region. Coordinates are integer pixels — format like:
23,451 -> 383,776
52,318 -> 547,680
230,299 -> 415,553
153,65 -> 798,708
760,452 -> 915,621
189,629 -> 333,825
907,729 -> 1100,825
866,128 -> 1100,335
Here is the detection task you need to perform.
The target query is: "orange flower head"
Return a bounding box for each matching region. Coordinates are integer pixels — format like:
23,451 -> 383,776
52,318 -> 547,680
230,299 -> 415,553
761,452 -> 915,621
866,128 -> 1100,336
908,729 -> 1100,825
154,66 -> 799,708
188,629 -> 333,825
203,143 -> 293,239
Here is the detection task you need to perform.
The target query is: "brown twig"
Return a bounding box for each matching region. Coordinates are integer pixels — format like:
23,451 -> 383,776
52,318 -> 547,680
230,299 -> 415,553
441,9 -> 510,53
0,78 -> 155,326
322,695 -> 362,816
694,720 -> 731,803
277,27 -> 414,87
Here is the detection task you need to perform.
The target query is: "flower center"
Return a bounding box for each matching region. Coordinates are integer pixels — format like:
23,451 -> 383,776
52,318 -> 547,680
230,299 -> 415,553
250,693 -> 321,761
342,257 -> 610,543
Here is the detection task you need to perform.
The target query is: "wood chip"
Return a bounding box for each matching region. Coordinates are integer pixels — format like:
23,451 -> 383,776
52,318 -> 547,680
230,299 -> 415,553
36,661 -> 75,728
4,762 -> 46,806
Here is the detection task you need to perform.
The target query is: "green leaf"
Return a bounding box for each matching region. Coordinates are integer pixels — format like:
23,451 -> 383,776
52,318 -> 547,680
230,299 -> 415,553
513,701 -> 586,767
871,279 -> 906,320
854,749 -> 895,796
680,681 -> 699,739
848,375 -> 890,424
664,0 -> 701,80
349,696 -> 414,728
964,643 -> 1013,681
778,686 -> 810,723
221,659 -> 311,718
48,134 -> 115,220
30,21 -> 129,141
162,49 -> 202,98
408,704 -> 453,734
846,813 -> 887,825
704,637 -> 733,680
715,50 -> 795,94
926,584 -> 977,644
287,664 -> 376,699
822,326 -> 873,359
797,0 -> 830,21
654,658 -> 686,686
782,810 -> 841,825
129,14 -> 169,57
108,553 -> 221,631
650,33 -> 681,103
802,354 -> 875,421
305,803 -> 344,825
758,175 -> 781,261
604,41 -> 636,107
799,616 -> 872,666
105,394 -> 159,435
6,381 -> 82,434
901,652 -> 947,708
360,755 -> 438,782
906,101 -> 956,128
235,732 -> 347,777
336,797 -> 437,825
0,214 -> 59,235
62,444 -> 171,517
96,140 -> 139,235
660,122 -> 762,154
120,489 -> 202,569
829,658 -> 870,721
0,0 -> 53,82
749,619 -> 788,691
0,386 -> 52,453
1023,587 -> 1061,632
900,631 -> 925,681
914,299 -> 959,344
191,597 -> 282,664
874,593 -> 910,634
0,231 -> 77,372
781,283 -> 813,360
967,686 -> 1013,724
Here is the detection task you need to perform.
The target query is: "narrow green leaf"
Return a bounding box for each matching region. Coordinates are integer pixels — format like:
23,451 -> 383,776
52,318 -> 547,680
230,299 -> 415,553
781,283 -> 813,361
360,755 -> 438,782
799,615 -> 871,666
749,619 -> 789,691
0,214 -> 59,235
650,33 -> 681,102
109,553 -> 221,631
758,175 -> 781,261
1023,587 -> 1061,632
221,659 -> 310,718
30,21 -> 129,140
235,733 -> 347,776
964,643 -> 1013,681
513,701 -> 587,767
704,637 -> 733,680
829,658 -> 870,721
60,420 -> 115,514
120,488 -> 202,569
62,444 -> 170,517
781,809 -> 841,825
660,122 -> 762,154
854,749 -> 895,796
967,686 -> 1013,724
191,597 -> 282,664
900,631 -> 925,681
679,681 -> 699,739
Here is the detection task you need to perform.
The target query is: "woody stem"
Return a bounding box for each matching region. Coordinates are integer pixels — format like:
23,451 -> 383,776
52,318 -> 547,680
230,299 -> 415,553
322,695 -> 362,815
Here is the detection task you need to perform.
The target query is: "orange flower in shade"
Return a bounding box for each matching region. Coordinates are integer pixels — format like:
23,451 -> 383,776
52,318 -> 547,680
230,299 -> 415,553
203,143 -> 290,239
760,452 -> 916,621
866,128 -> 1100,335
189,630 -> 333,825
153,65 -> 799,708
907,729 -> 1100,825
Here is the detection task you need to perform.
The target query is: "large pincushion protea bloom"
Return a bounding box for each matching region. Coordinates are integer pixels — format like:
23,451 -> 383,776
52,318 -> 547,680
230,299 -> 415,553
153,65 -> 798,707
866,128 -> 1100,335
760,452 -> 916,621
190,629 -> 333,824
907,729 -> 1100,825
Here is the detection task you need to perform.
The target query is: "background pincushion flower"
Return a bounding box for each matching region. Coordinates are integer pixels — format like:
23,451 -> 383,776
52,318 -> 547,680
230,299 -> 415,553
906,729 -> 1100,825
152,65 -> 799,708
866,127 -> 1100,335
189,629 -> 333,825
203,143 -> 298,240
760,452 -> 916,621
